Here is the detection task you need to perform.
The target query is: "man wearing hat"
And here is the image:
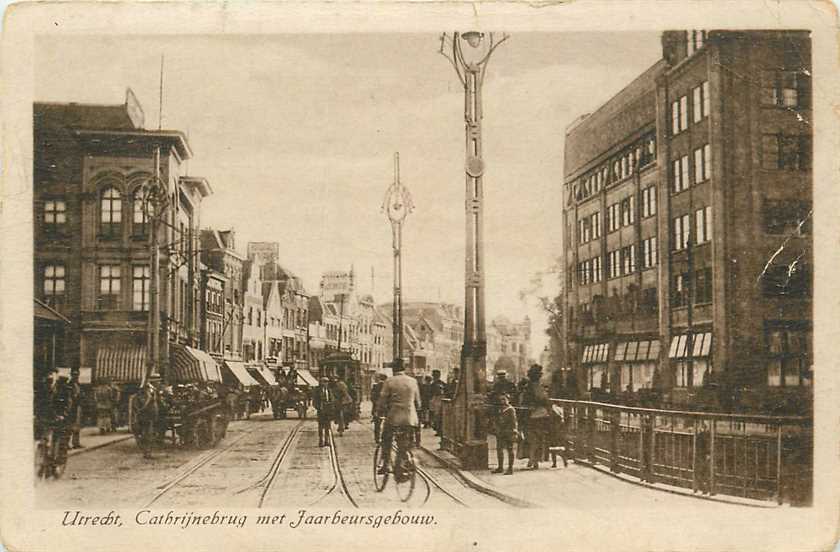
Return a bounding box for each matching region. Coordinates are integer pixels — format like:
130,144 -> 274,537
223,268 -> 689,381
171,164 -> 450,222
375,360 -> 421,474
428,370 -> 447,436
312,377 -> 336,447
370,373 -> 388,443
489,369 -> 517,417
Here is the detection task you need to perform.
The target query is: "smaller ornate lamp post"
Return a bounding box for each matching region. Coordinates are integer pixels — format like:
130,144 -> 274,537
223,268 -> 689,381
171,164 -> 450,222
382,152 -> 414,372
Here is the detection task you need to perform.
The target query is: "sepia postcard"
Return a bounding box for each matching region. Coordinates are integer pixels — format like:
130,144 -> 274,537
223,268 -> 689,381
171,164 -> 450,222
2,1 -> 839,551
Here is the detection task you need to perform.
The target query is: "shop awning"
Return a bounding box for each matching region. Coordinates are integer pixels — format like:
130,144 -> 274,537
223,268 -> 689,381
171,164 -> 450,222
246,365 -> 272,386
668,333 -> 712,359
295,369 -> 318,387
582,343 -> 609,364
96,345 -> 146,383
223,361 -> 261,387
170,344 -> 220,383
57,367 -> 92,384
615,340 -> 661,362
34,299 -> 70,324
189,347 -> 222,382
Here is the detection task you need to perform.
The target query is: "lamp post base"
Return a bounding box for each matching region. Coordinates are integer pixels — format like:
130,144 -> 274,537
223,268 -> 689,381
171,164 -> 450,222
453,439 -> 489,470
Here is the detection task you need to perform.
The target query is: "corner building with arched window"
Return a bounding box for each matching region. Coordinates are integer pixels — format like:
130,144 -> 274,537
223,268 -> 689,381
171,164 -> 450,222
34,91 -> 212,393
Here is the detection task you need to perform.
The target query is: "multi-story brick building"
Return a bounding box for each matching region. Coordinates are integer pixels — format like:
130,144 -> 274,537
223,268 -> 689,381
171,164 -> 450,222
34,92 -> 213,387
562,31 -> 812,414
199,229 -> 246,361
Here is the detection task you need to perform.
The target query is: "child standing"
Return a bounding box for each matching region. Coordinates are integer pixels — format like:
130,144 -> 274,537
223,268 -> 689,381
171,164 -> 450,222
493,393 -> 518,475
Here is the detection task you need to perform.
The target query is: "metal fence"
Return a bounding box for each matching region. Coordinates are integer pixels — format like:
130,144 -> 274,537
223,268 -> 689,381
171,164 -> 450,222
551,399 -> 812,505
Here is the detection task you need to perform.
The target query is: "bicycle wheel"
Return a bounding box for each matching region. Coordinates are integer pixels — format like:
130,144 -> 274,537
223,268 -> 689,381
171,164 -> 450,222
373,444 -> 389,492
394,450 -> 416,503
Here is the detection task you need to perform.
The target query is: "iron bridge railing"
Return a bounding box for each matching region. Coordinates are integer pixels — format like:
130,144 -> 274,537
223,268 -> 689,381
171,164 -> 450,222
551,398 -> 812,505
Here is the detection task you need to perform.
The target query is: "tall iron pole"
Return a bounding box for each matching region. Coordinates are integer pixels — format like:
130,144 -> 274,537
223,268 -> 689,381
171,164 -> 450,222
440,31 -> 507,468
383,152 -> 413,372
143,148 -> 162,387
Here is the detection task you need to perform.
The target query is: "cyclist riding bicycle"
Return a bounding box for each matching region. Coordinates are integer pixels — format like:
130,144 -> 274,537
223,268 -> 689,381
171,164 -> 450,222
375,359 -> 421,475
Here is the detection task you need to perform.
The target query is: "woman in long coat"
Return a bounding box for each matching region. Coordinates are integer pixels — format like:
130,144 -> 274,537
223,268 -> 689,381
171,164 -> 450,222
523,365 -> 552,469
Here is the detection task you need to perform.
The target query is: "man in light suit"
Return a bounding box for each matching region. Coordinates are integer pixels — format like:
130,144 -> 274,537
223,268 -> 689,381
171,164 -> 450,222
375,360 -> 421,474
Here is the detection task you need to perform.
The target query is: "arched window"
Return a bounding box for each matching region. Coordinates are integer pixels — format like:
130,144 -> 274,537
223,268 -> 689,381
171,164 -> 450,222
133,188 -> 149,237
100,186 -> 122,238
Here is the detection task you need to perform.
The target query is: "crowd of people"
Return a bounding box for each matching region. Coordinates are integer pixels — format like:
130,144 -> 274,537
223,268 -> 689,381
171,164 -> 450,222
486,364 -> 569,474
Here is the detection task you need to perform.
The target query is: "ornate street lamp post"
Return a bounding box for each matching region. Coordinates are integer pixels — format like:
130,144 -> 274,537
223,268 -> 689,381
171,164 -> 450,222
139,148 -> 170,387
382,152 -> 414,372
440,31 -> 508,468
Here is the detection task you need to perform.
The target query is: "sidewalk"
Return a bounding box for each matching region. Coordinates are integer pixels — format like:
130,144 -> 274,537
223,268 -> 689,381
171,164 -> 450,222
418,429 -> 776,509
67,426 -> 133,457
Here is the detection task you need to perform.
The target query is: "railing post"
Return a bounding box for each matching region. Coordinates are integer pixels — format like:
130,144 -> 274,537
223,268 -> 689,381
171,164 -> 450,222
776,422 -> 783,505
610,408 -> 620,473
709,417 -> 716,496
691,420 -> 698,493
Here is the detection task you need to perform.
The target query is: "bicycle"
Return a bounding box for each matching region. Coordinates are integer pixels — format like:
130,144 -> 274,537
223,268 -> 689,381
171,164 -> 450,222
372,421 -> 416,502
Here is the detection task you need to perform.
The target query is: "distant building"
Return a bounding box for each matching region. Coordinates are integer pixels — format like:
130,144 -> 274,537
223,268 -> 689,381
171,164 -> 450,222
200,229 -> 245,360
562,31 -> 812,413
488,315 -> 532,382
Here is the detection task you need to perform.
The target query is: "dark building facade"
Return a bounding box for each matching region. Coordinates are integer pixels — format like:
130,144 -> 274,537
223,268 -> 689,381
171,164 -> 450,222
562,31 -> 812,414
34,92 -> 212,386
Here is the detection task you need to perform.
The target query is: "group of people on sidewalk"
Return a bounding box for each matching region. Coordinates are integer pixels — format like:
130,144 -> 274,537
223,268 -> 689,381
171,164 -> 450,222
487,364 -> 568,475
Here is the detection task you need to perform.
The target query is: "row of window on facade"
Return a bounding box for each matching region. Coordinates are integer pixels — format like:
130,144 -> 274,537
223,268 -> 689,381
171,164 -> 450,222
577,186 -> 657,245
573,286 -> 659,328
42,263 -> 152,312
572,132 -> 656,203
42,187 -> 197,255
576,237 -> 658,286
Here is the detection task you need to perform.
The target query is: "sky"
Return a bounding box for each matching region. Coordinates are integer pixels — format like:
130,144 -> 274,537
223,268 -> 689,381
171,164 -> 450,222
35,32 -> 662,354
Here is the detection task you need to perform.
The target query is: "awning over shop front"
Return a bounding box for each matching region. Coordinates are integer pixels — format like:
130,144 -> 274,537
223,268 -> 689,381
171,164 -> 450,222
96,345 -> 146,383
582,343 -> 609,364
170,344 -> 221,383
246,365 -> 272,386
57,367 -> 92,384
614,340 -> 661,362
668,332 -> 712,359
223,361 -> 260,387
295,369 -> 318,387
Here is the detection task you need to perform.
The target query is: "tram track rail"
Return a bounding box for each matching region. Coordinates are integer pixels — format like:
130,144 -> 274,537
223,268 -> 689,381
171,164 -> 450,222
142,424 -> 263,508
310,429 -> 359,508
256,420 -> 305,507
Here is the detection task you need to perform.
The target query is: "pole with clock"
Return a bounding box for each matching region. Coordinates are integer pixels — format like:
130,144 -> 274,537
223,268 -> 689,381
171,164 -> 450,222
439,31 -> 508,468
382,152 -> 414,373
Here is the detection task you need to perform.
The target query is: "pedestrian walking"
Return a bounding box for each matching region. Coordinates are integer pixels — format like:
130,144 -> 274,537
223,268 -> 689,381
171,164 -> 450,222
370,373 -> 387,443
137,380 -> 159,459
523,364 -> 551,469
420,376 -> 432,428
548,404 -> 569,468
493,393 -> 518,475
332,377 -> 352,435
429,370 -> 447,436
313,377 -> 336,447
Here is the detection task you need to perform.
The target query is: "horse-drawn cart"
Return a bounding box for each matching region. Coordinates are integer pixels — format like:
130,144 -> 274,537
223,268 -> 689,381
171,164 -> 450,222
130,382 -> 231,449
270,385 -> 309,419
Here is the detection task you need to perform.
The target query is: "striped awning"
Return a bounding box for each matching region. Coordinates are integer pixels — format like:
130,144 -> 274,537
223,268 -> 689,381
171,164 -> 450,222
188,346 -> 222,382
96,345 -> 146,383
246,365 -> 272,386
223,361 -> 260,387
